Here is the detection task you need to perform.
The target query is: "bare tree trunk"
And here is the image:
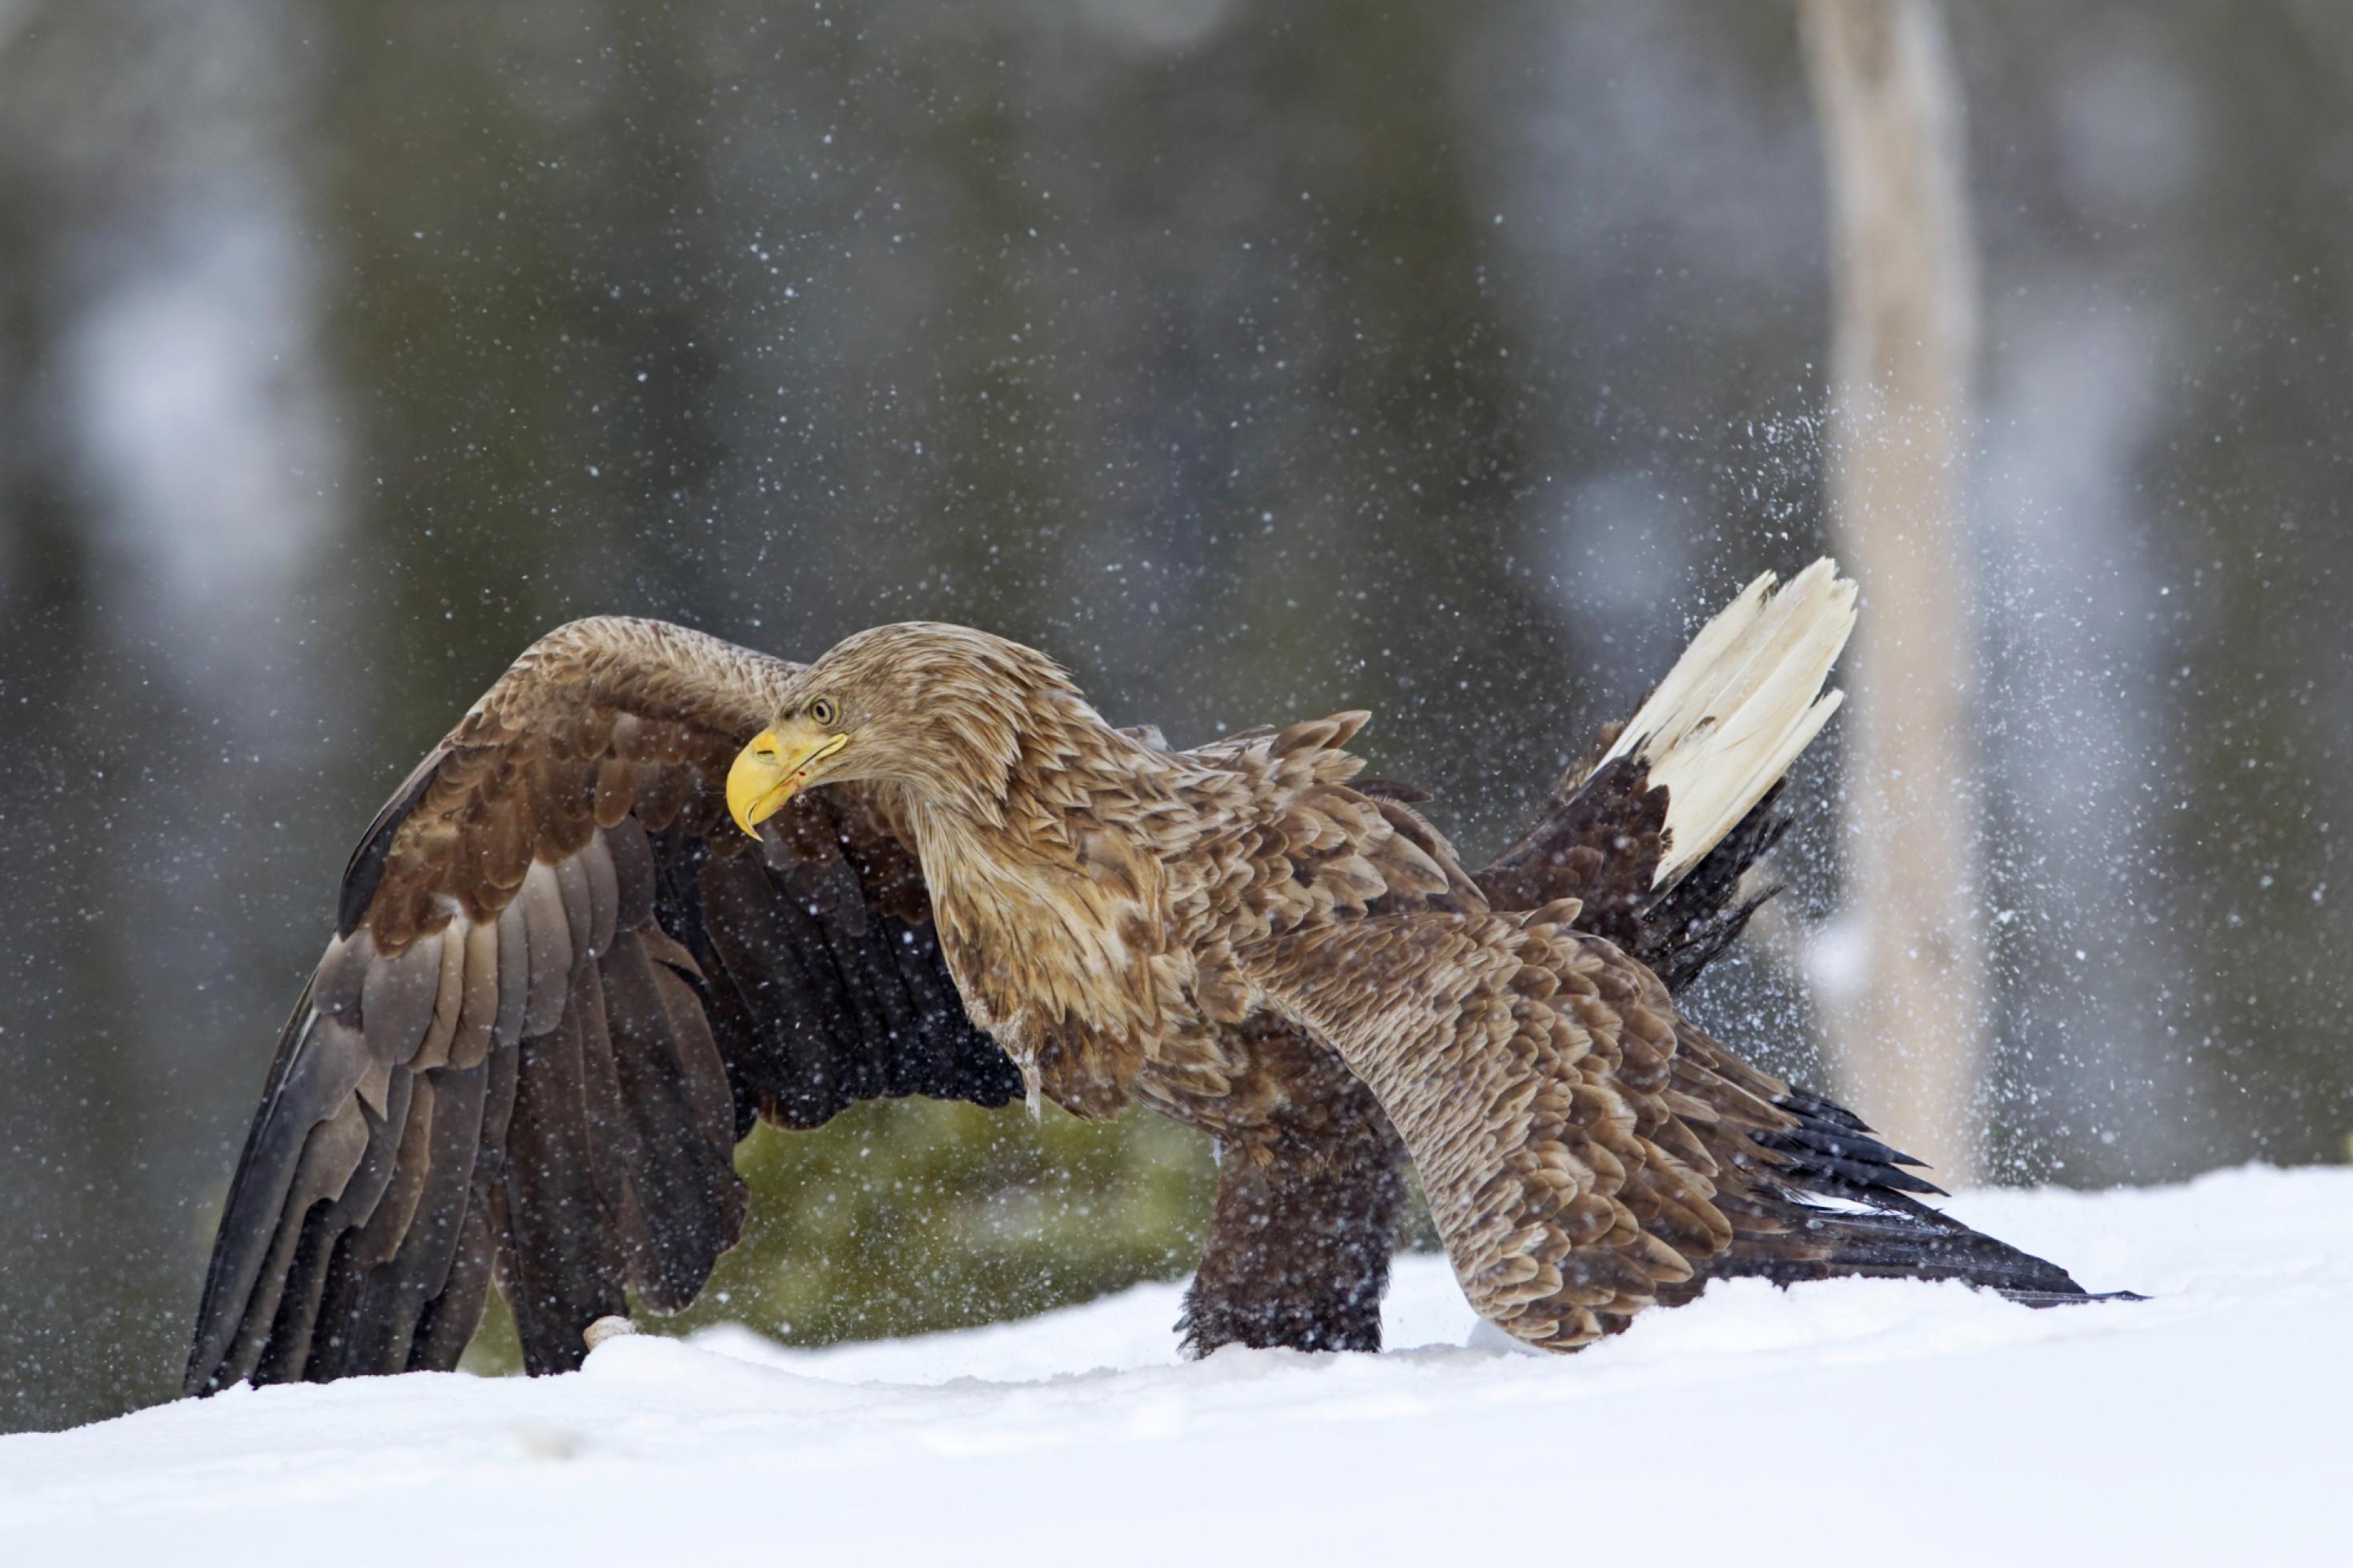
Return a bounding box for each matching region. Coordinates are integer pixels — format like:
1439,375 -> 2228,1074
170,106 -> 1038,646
1800,0 -> 1986,1182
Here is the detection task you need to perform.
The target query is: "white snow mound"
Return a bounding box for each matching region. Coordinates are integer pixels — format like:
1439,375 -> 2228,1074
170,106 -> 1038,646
5,1164 -> 2348,1565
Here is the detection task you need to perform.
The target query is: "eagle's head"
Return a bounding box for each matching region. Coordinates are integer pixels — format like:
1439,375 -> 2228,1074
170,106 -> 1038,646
726,621 -> 1082,836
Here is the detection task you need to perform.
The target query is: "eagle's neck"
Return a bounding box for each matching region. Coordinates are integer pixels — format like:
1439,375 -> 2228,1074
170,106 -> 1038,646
898,692 -> 1181,1115
903,685 -> 1174,849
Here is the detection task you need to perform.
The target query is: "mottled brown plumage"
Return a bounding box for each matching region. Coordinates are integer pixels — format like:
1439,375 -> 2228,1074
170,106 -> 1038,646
733,601 -> 2092,1353
188,567 -> 2095,1393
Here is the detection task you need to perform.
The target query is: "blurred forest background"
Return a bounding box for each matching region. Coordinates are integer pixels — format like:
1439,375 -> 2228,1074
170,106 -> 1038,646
3,0 -> 2349,1435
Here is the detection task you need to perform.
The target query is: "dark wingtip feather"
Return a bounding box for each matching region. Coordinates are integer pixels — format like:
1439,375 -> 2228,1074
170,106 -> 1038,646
1476,762 -> 1800,995
1635,783 -> 1794,991
185,997 -> 373,1395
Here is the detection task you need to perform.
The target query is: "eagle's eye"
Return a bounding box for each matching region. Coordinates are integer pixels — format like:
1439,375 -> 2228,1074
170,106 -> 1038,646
808,696 -> 841,728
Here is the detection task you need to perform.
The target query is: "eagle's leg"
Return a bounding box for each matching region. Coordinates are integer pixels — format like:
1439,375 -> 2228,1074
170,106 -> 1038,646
1178,1109 -> 1407,1356
1166,1023 -> 1408,1357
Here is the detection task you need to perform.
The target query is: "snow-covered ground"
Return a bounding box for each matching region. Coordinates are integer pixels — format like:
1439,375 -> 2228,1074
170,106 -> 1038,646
6,1165 -> 2347,1565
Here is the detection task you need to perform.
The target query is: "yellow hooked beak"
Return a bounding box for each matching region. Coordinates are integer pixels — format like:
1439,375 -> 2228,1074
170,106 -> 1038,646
726,725 -> 849,838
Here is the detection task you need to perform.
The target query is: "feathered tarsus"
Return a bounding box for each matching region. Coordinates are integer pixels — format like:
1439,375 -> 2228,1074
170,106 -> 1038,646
186,562 -> 2098,1392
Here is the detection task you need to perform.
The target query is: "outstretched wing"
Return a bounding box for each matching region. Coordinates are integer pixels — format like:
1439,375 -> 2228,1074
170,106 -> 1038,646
187,618 -> 1019,1394
1478,559 -> 1855,989
1241,907 -> 2086,1350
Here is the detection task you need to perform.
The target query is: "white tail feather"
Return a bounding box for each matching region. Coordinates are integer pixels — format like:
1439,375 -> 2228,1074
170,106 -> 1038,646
1601,557 -> 1858,888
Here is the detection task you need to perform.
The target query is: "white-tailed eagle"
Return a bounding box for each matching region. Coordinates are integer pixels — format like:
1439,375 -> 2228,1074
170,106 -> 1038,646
187,561 -> 2098,1392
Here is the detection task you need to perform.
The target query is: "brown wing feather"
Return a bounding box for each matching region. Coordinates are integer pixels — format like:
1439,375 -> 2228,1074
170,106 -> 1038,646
1241,909 -> 1705,1347
1241,905 -> 2084,1349
1478,752 -> 1791,993
187,619 -> 1020,1394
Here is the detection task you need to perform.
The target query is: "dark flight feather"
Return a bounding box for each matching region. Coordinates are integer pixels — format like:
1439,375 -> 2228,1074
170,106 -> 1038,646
186,620 -> 1022,1394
